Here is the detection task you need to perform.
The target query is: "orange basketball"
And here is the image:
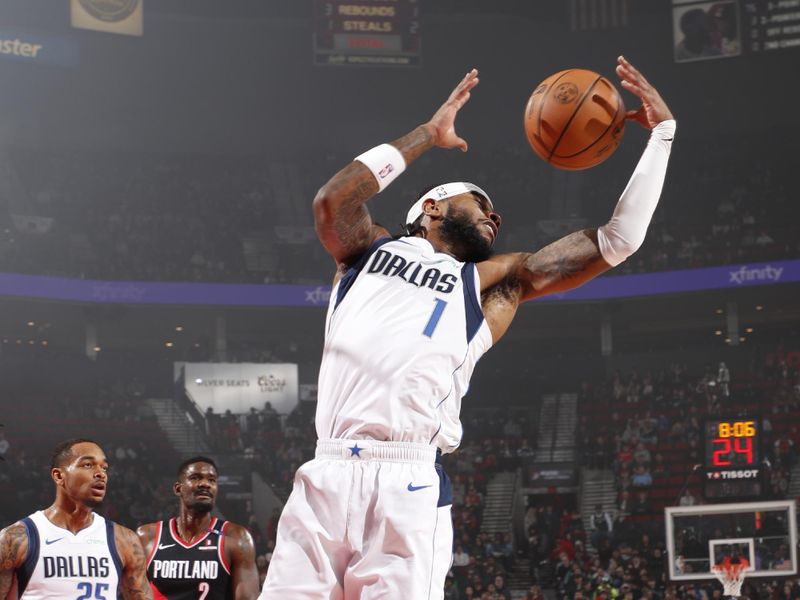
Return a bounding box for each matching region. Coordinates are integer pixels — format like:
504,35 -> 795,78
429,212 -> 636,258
524,69 -> 626,170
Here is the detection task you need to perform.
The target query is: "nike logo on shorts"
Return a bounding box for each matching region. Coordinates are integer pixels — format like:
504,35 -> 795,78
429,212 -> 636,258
45,537 -> 63,545
158,543 -> 176,550
407,483 -> 433,492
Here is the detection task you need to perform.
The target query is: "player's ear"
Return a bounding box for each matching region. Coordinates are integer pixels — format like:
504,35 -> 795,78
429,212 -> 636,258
422,198 -> 441,217
51,467 -> 65,487
173,481 -> 182,497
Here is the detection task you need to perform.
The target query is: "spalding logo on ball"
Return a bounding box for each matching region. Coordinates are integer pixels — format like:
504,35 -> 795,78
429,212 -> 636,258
524,69 -> 625,170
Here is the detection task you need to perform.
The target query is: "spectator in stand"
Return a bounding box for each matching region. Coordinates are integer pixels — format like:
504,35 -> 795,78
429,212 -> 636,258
453,543 -> 470,569
632,464 -> 653,487
524,584 -> 544,600
631,490 -> 651,515
652,452 -> 668,479
679,489 -> 698,506
618,490 -> 631,515
590,504 -> 614,550
0,431 -> 9,459
493,575 -> 512,600
717,362 -> 730,398
633,442 -> 651,467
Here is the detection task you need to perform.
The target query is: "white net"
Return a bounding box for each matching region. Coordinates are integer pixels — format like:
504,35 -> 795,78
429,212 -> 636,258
711,564 -> 747,597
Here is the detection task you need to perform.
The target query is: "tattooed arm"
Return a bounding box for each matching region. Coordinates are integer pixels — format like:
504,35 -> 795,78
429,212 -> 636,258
115,524 -> 153,600
477,231 -> 612,341
313,69 -> 480,272
0,522 -> 29,598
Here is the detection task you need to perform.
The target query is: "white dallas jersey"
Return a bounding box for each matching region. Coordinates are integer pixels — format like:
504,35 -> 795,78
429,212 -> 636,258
317,236 -> 493,453
12,511 -> 121,600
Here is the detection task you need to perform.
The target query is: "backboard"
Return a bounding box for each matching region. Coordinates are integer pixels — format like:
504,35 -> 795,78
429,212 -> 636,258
665,500 -> 797,581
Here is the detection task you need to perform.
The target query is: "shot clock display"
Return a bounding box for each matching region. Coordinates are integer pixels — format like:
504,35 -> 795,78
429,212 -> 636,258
703,417 -> 762,499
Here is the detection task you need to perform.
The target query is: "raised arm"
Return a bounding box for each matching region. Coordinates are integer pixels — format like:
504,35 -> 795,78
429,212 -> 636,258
478,56 -> 675,341
115,524 -> 153,600
313,69 -> 480,271
0,522 -> 29,598
223,524 -> 260,600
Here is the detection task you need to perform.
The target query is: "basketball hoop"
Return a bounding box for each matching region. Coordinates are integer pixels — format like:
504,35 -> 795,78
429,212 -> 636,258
711,559 -> 748,598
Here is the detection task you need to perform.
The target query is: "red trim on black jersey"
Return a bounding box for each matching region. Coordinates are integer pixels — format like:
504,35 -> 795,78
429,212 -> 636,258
169,517 -> 218,548
218,521 -> 231,575
146,521 -> 162,568
150,581 -> 169,600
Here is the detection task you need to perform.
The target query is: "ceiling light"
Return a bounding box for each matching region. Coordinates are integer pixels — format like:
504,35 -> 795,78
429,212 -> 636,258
175,326 -> 184,332
165,341 -> 174,348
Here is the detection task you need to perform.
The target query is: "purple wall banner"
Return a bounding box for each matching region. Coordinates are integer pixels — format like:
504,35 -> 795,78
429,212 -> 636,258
0,259 -> 797,307
537,259 -> 798,302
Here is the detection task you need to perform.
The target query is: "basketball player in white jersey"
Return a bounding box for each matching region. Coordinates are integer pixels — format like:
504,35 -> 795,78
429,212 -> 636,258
0,438 -> 152,599
261,56 -> 675,599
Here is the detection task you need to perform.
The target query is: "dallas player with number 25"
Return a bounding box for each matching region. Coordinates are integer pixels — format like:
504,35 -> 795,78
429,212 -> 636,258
0,438 -> 153,600
261,56 -> 676,599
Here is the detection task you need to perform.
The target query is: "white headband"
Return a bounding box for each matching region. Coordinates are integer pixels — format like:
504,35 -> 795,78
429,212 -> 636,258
405,181 -> 493,226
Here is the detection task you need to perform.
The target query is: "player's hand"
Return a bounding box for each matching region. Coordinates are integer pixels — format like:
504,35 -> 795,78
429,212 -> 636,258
425,68 -> 479,152
616,56 -> 674,129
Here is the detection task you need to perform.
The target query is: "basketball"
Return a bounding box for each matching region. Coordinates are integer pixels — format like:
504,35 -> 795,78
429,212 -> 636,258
524,69 -> 626,170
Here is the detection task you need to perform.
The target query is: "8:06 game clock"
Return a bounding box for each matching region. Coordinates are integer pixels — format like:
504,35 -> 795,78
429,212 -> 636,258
703,417 -> 763,499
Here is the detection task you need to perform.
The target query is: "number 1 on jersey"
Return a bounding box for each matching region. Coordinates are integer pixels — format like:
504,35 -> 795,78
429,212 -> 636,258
423,298 -> 448,338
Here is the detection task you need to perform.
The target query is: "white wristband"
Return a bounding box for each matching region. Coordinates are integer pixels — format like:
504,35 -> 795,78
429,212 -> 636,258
354,143 -> 406,192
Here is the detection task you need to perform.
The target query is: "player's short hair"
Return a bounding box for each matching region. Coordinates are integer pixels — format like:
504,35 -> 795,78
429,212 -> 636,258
51,438 -> 101,469
177,456 -> 218,478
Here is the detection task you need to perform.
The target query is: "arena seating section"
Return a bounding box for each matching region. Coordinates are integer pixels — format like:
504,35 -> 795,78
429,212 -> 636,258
0,133 -> 795,285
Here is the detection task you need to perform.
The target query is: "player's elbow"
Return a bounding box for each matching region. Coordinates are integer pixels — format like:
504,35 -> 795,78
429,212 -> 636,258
597,223 -> 646,266
312,187 -> 335,227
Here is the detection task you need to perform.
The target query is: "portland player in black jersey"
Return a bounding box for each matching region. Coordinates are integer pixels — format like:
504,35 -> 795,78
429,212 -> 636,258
137,457 -> 259,600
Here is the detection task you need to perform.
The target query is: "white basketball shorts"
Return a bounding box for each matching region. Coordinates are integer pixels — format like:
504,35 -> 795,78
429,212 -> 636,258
260,439 -> 453,599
